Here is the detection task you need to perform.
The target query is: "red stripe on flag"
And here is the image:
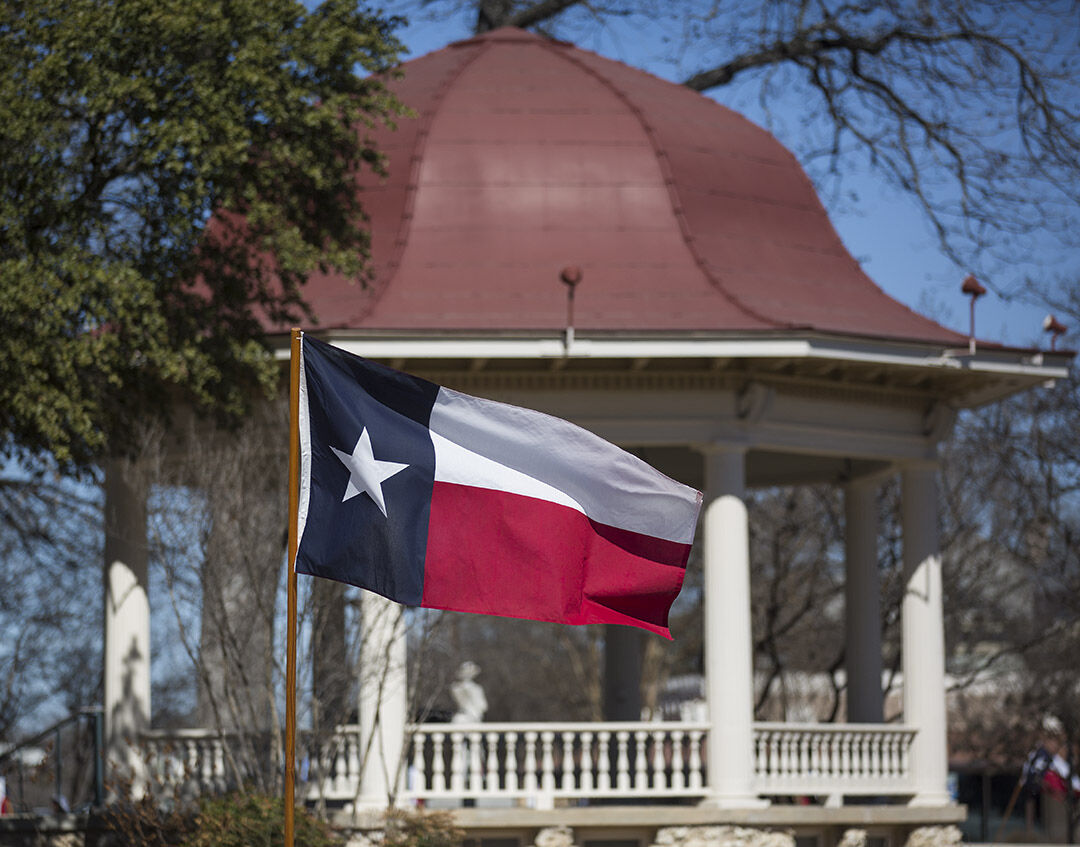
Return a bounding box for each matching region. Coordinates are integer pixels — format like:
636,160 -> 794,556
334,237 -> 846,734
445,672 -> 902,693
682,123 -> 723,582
421,482 -> 689,638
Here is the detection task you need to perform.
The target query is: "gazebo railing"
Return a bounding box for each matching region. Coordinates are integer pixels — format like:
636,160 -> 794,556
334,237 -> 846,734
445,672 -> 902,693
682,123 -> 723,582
403,721 -> 709,806
142,721 -> 916,806
142,728 -> 233,794
753,722 -> 917,798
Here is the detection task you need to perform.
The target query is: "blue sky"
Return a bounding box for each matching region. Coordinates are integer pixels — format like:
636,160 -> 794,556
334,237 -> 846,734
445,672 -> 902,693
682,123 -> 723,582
390,9 -> 1071,350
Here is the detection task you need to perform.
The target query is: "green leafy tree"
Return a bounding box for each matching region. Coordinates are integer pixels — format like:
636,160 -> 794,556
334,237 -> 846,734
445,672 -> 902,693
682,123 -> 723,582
0,0 -> 403,469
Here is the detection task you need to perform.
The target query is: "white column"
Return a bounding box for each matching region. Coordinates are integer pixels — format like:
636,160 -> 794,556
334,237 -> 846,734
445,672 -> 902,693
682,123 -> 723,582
103,459 -> 150,791
356,592 -> 408,810
701,445 -> 766,807
844,477 -> 883,724
901,465 -> 951,805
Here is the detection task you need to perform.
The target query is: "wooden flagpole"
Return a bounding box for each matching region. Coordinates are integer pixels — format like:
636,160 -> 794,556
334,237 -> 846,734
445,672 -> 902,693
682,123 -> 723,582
285,328 -> 302,847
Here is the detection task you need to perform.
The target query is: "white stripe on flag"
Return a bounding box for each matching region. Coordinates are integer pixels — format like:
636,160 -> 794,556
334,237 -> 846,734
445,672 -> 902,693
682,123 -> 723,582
296,338 -> 312,556
429,387 -> 699,544
431,430 -> 585,513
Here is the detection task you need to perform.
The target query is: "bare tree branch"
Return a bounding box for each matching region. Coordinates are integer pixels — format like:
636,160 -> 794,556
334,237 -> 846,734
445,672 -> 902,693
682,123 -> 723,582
504,0 -> 585,30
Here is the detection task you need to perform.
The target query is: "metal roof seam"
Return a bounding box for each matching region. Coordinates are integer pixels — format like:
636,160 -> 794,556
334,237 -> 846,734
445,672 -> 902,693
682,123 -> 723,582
539,39 -> 788,331
349,42 -> 493,326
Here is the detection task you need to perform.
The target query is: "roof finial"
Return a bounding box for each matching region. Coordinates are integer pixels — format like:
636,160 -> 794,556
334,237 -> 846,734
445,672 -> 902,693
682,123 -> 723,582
961,274 -> 986,355
560,266 -> 582,353
1043,314 -> 1066,350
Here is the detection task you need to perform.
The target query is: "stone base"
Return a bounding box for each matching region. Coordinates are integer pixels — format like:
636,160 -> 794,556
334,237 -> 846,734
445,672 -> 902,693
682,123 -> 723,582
333,802 -> 967,847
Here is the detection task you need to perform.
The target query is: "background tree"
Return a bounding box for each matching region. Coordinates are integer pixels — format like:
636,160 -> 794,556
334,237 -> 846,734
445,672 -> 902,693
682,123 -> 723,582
0,471 -> 101,740
0,0 -> 407,780
938,284 -> 1080,840
0,0 -> 403,469
145,406 -> 291,792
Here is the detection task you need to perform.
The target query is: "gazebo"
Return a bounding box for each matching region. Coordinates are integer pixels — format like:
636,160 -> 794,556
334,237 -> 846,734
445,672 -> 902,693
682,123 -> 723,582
106,27 -> 1070,846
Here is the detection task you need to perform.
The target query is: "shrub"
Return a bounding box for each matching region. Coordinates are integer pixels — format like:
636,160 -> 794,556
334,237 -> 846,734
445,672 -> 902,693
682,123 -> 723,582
381,808 -> 463,847
99,771 -> 195,846
182,793 -> 342,847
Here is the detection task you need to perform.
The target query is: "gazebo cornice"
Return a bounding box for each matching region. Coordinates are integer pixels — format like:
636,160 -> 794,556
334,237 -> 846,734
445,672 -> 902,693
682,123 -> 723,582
272,329 -> 1069,409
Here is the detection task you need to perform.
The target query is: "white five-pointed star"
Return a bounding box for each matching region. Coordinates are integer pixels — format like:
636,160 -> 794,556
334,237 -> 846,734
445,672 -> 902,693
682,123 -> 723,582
330,427 -> 409,517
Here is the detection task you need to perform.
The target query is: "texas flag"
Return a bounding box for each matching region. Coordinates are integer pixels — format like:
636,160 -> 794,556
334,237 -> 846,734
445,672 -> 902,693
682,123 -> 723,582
295,336 -> 702,638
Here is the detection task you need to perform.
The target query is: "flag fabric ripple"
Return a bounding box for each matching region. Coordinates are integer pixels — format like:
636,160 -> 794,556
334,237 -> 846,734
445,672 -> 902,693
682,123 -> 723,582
295,336 -> 702,638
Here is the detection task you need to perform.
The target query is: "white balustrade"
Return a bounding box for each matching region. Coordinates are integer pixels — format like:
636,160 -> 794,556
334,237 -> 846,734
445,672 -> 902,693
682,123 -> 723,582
540,731 -> 556,795
670,729 -> 684,790
561,733 -> 574,792
616,731 -> 631,790
753,722 -> 917,796
486,732 -> 500,790
403,722 -> 709,803
579,731 -> 594,791
597,731 -> 611,790
505,731 -> 518,792
688,728 -> 703,790
142,721 -> 917,806
142,729 -> 237,795
468,731 -> 484,793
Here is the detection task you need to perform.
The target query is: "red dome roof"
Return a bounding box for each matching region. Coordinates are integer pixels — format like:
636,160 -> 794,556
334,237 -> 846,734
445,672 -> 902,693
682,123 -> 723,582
299,27 -> 962,345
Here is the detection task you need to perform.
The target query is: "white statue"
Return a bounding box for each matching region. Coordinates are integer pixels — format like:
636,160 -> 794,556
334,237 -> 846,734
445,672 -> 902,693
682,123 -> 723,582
450,660 -> 487,723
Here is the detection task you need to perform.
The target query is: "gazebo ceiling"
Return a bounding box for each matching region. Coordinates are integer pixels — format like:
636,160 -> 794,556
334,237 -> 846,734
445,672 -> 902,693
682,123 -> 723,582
297,27 -> 965,345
